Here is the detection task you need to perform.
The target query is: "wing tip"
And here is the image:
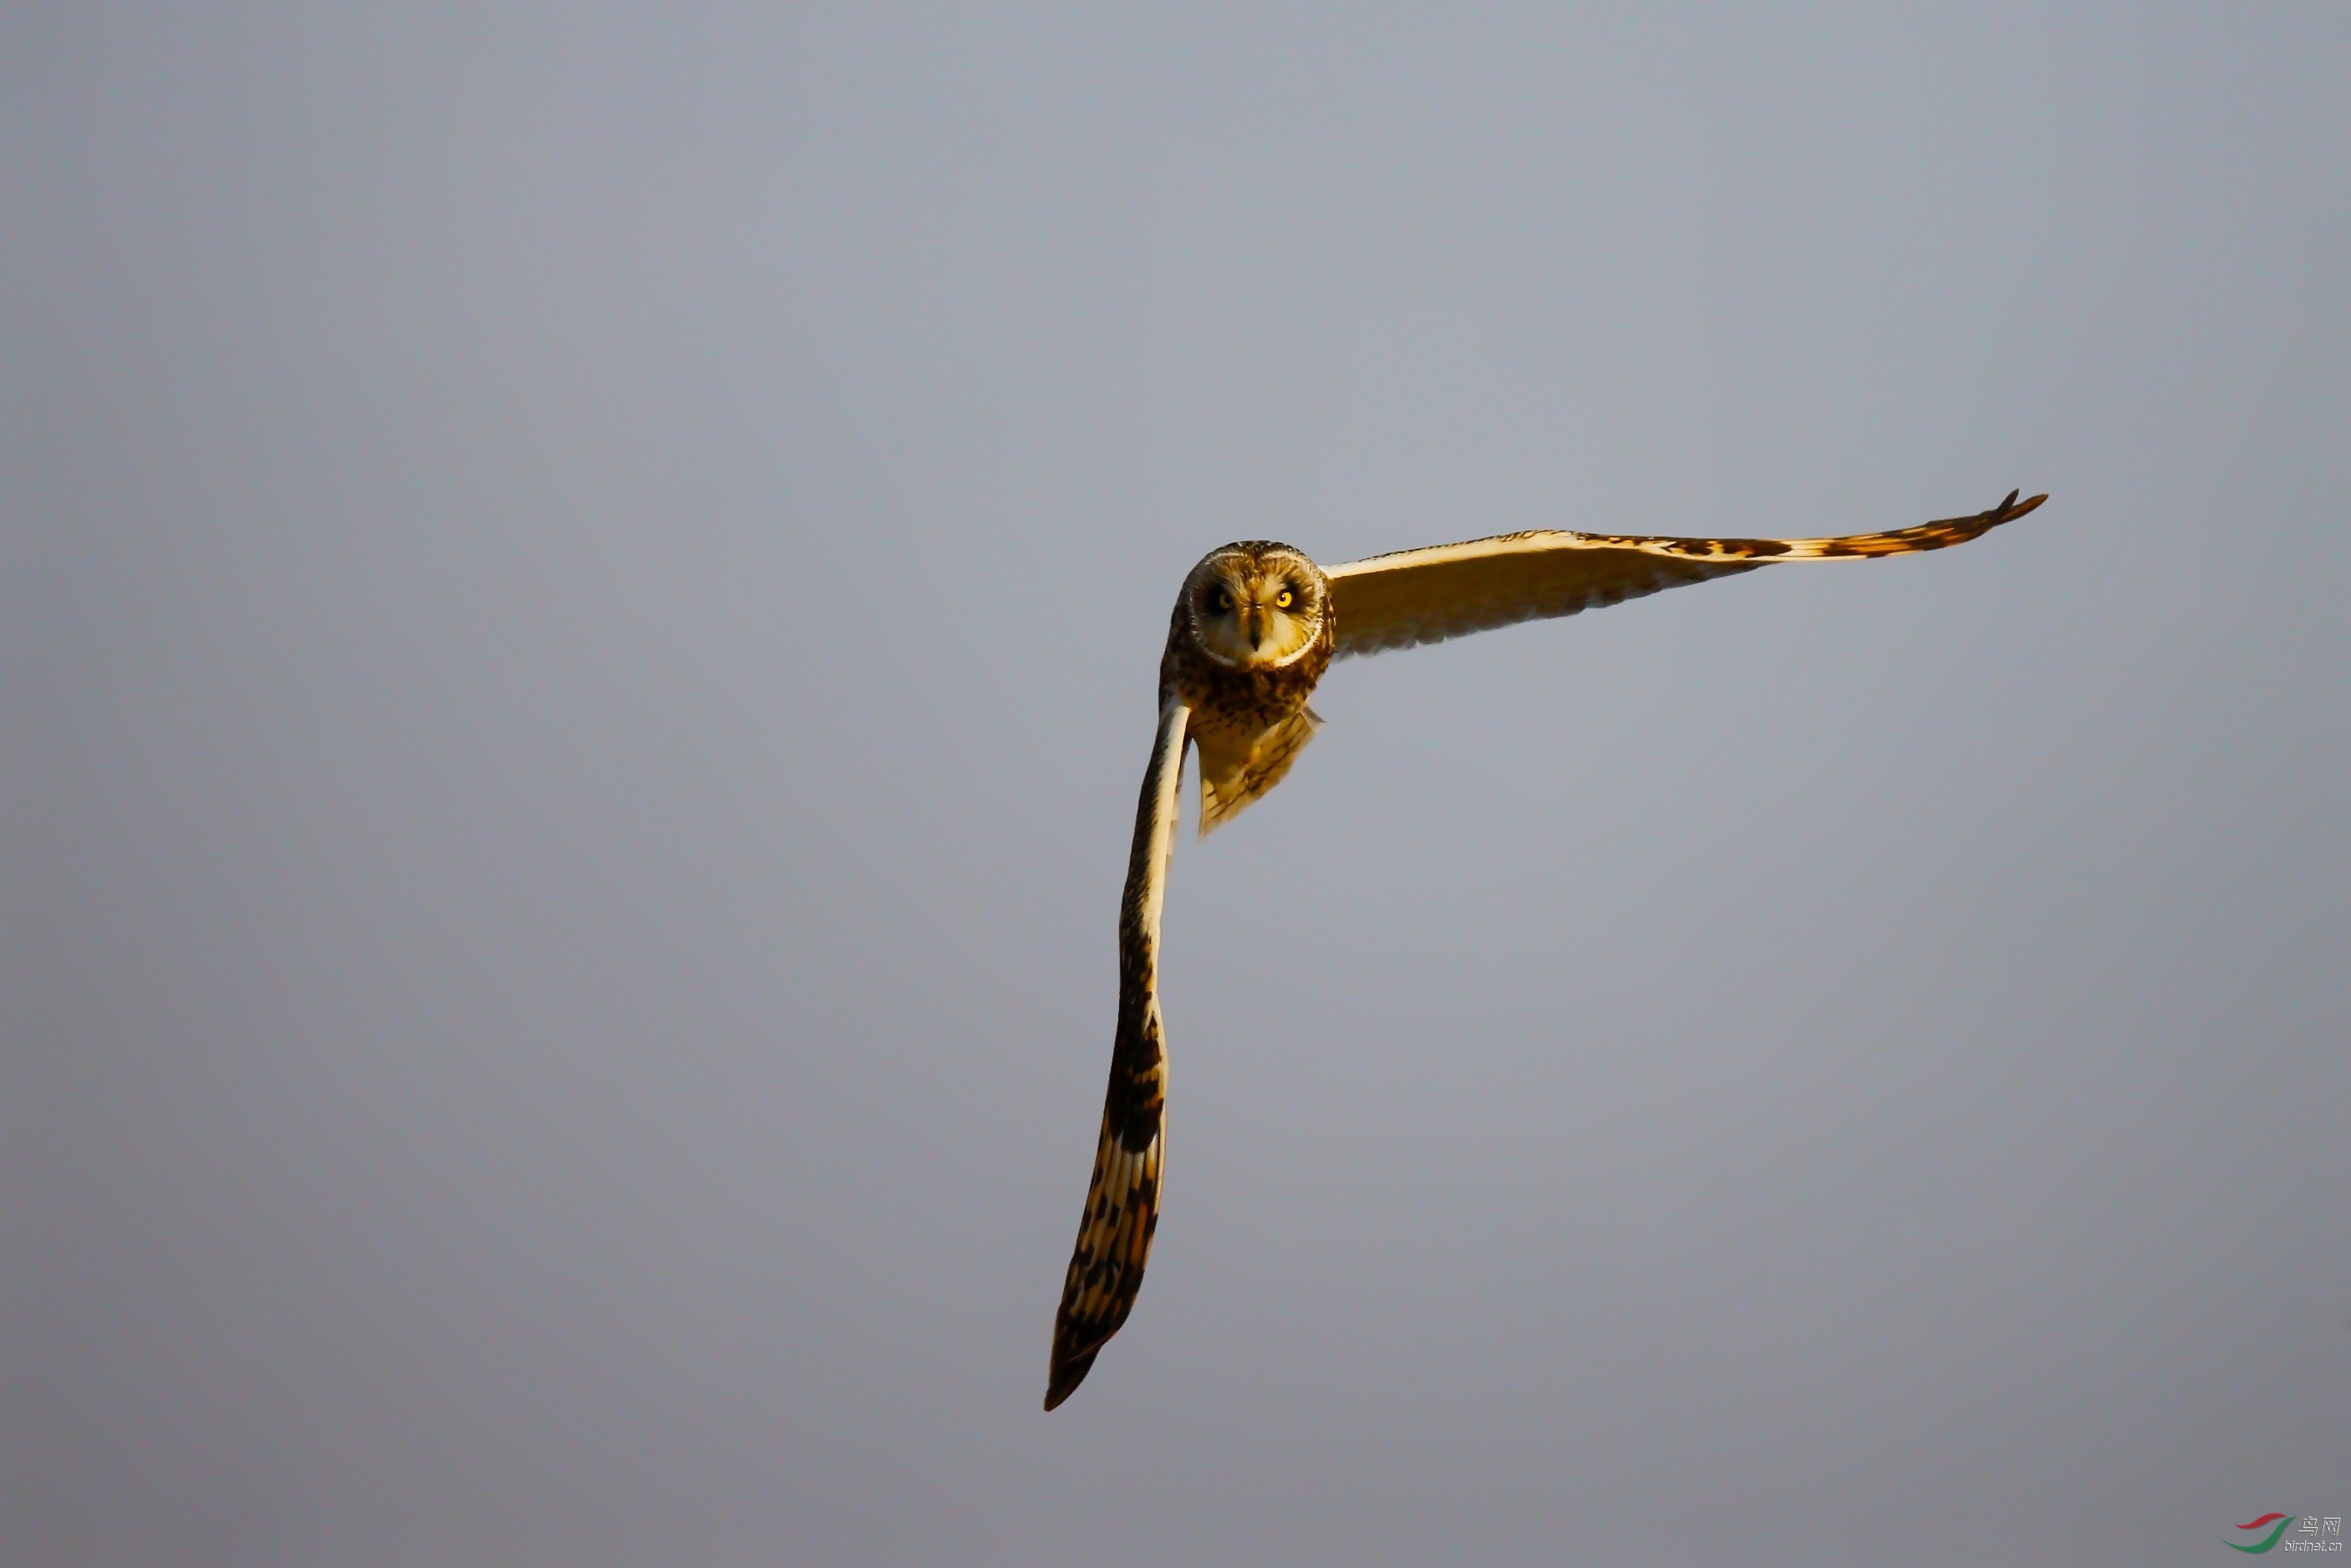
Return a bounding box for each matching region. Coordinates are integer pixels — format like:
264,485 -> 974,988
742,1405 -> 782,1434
1043,1350 -> 1097,1411
1967,488 -> 2045,538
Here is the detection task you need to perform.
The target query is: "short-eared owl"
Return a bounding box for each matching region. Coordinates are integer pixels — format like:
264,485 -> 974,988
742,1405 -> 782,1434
1044,488 -> 2048,1411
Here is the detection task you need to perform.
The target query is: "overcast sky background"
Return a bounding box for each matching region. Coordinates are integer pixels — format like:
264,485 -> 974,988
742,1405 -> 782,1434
9,5 -> 2348,1565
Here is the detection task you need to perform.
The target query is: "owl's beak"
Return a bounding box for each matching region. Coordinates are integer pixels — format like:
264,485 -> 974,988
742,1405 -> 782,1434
1245,605 -> 1264,649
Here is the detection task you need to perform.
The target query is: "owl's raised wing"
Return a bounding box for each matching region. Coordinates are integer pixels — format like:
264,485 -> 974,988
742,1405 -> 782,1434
1325,490 -> 2045,659
1046,693 -> 1189,1410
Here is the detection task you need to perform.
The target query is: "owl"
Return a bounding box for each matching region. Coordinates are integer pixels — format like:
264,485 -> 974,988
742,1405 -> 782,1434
1044,487 -> 2047,1411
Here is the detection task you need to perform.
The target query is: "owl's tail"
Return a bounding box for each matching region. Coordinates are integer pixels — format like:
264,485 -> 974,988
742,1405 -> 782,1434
1197,708 -> 1322,837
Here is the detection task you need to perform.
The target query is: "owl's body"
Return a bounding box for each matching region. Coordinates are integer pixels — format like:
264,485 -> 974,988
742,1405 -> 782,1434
1045,491 -> 2048,1412
1160,543 -> 1336,834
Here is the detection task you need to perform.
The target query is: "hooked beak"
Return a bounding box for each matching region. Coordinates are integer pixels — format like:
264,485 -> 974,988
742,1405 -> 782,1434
1246,606 -> 1264,650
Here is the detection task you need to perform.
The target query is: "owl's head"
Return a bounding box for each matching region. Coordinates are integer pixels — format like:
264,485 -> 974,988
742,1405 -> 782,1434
1181,542 -> 1330,669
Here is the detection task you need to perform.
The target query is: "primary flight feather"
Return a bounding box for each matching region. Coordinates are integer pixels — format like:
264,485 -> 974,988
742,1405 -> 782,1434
1044,487 -> 2047,1411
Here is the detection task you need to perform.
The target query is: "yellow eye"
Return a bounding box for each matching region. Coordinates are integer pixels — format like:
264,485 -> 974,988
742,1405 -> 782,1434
1214,590 -> 1233,612
1275,588 -> 1294,608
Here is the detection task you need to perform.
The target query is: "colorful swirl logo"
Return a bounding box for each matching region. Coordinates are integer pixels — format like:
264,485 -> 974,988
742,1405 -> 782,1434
2230,1515 -> 2297,1555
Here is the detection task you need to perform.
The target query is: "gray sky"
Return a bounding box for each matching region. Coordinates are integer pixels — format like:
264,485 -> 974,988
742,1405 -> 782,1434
9,5 -> 2348,1565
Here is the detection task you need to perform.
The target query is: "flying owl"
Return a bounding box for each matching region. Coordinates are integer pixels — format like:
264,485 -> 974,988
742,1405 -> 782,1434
1044,487 -> 2048,1411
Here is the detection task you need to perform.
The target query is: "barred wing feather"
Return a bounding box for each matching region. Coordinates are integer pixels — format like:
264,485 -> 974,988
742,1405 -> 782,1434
1046,695 -> 1189,1410
1326,491 -> 2045,659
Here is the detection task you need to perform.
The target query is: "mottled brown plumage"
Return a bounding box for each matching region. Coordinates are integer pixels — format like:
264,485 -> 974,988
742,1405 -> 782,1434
1045,695 -> 1184,1411
1046,493 -> 2044,1410
1163,544 -> 1336,834
1046,544 -> 1331,1410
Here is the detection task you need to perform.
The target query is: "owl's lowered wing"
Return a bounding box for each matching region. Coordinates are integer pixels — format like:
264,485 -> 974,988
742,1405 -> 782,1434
1046,693 -> 1189,1411
1325,490 -> 2045,659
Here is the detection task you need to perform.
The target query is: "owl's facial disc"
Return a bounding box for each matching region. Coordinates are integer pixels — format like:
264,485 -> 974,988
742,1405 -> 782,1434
1187,547 -> 1325,669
